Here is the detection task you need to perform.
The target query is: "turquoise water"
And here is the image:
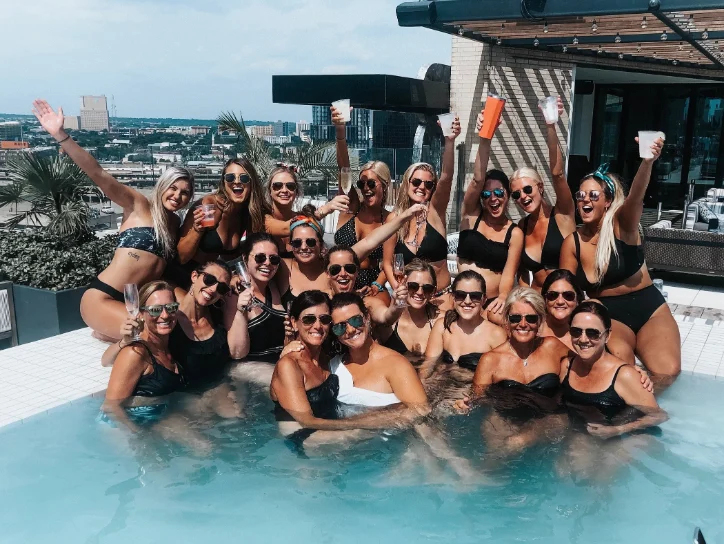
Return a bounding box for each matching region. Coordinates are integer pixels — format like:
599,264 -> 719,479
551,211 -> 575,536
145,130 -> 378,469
0,374 -> 721,544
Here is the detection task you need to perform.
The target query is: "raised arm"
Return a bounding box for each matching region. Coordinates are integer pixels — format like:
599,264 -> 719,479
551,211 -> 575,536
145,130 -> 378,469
224,289 -> 253,359
332,106 -> 360,214
544,97 -> 575,220
32,99 -> 145,213
352,203 -> 425,262
430,116 -> 461,219
176,199 -> 210,264
365,284 -> 406,327
616,136 -> 663,234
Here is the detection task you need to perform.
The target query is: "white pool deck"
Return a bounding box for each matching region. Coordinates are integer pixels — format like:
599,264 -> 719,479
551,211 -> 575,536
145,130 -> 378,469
0,280 -> 723,430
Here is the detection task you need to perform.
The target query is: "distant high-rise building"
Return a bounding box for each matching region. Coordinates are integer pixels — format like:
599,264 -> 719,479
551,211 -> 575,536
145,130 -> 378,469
0,121 -> 22,141
63,116 -> 80,131
311,106 -> 371,149
80,95 -> 110,132
273,120 -> 296,137
296,120 -> 310,134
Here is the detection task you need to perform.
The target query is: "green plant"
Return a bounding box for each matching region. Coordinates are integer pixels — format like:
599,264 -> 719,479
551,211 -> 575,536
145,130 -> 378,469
0,152 -> 102,238
0,229 -> 117,290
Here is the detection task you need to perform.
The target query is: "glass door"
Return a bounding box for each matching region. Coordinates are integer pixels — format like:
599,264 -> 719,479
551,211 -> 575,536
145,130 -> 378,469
656,89 -> 691,206
593,91 -> 625,171
689,90 -> 724,199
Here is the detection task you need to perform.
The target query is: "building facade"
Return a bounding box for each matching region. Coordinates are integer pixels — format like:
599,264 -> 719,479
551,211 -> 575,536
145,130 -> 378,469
311,106 -> 371,148
80,95 -> 110,132
63,116 -> 80,131
0,121 -> 22,141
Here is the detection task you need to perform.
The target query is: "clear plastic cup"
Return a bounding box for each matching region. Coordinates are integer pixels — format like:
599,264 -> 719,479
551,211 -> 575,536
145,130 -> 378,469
332,99 -> 351,122
201,204 -> 216,228
438,113 -> 456,137
539,96 -> 559,124
639,131 -> 666,159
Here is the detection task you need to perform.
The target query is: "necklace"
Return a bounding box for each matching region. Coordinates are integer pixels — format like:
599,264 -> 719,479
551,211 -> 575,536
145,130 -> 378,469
509,342 -> 533,366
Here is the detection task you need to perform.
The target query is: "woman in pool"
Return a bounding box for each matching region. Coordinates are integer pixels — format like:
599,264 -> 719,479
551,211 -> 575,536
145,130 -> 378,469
382,118 -> 461,297
32,99 -> 194,341
539,269 -> 585,350
513,97 -> 576,290
456,111 -> 524,325
422,270 -> 507,380
377,259 -> 443,364
559,137 -> 680,382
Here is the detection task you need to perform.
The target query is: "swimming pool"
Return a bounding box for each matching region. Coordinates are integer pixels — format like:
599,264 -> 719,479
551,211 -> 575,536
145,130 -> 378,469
0,374 -> 721,544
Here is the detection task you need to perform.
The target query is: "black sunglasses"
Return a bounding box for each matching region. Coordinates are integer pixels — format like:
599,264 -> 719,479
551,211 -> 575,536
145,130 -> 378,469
300,314 -> 332,326
408,282 -> 435,295
482,188 -> 506,200
142,302 -> 180,317
357,178 -> 377,191
511,185 -> 534,201
201,271 -> 230,295
328,263 -> 357,276
575,190 -> 602,202
570,326 -> 605,341
224,173 -> 251,184
290,238 -> 318,249
453,290 -> 484,303
272,181 -> 297,192
331,315 -> 365,337
410,178 -> 435,191
544,290 -> 577,302
252,253 -> 281,266
508,314 -> 540,324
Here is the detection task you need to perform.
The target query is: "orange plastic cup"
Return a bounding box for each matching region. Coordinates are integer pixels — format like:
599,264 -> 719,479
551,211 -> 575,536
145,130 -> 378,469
479,94 -> 506,139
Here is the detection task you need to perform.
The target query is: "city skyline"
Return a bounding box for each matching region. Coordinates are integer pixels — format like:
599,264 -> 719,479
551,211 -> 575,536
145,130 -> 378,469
2,0 -> 451,121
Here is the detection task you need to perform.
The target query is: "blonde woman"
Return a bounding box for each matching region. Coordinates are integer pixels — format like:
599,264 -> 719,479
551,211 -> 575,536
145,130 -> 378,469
382,117 -> 461,295
560,136 -> 680,383
32,99 -> 195,341
512,97 -> 576,290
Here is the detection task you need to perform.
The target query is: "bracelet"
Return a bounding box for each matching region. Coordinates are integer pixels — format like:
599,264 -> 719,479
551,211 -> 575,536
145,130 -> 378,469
371,281 -> 385,292
57,134 -> 71,144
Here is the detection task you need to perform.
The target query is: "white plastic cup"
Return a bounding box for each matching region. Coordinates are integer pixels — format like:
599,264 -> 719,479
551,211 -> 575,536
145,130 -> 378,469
639,131 -> 666,159
332,99 -> 351,122
539,96 -> 559,124
438,113 -> 456,137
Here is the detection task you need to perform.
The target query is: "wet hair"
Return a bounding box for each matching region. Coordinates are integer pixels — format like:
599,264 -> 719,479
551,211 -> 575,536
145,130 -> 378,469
394,162 -> 438,240
330,292 -> 368,317
266,165 -> 302,207
216,157 -> 269,234
569,300 -> 612,331
324,245 -> 360,269
444,270 -> 486,331
151,167 -> 194,258
503,286 -> 546,325
193,259 -> 232,278
290,290 -> 331,320
138,280 -> 176,308
485,168 -> 511,194
541,269 -> 584,304
241,232 -> 278,261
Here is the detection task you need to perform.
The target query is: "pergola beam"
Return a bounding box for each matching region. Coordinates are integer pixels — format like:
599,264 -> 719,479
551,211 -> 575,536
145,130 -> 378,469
499,31 -> 724,47
652,9 -> 724,68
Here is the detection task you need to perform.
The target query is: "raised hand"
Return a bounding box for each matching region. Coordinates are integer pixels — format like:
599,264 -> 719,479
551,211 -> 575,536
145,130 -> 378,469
635,136 -> 664,164
319,195 -> 350,216
118,316 -> 141,347
330,106 -> 352,126
475,110 -> 502,139
405,203 -> 428,221
32,99 -> 65,140
236,288 -> 254,312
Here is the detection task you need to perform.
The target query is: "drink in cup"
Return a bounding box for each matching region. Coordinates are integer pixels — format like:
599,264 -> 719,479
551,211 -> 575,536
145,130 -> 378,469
201,204 -> 216,228
479,94 -> 506,139
332,99 -> 351,122
638,131 -> 666,159
438,113 -> 456,137
340,167 -> 352,194
539,96 -> 559,124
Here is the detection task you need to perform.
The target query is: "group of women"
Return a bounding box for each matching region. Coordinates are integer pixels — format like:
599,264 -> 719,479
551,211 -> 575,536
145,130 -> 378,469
31,95 -> 674,471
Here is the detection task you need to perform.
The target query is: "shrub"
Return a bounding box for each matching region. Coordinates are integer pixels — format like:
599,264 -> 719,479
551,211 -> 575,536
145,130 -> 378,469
0,229 -> 117,291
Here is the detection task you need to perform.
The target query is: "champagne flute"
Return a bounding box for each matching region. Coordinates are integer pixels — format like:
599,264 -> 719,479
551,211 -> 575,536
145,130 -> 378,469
393,253 -> 407,308
235,261 -> 258,309
340,167 -> 352,194
123,283 -> 142,341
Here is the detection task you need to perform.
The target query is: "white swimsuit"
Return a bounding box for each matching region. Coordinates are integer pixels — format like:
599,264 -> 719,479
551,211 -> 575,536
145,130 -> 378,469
330,355 -> 401,407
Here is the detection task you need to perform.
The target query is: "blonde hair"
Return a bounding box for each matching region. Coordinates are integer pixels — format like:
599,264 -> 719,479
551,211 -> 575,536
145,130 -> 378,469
504,286 -> 546,324
394,162 -> 437,239
360,160 -> 391,187
585,173 -> 627,284
150,167 -> 194,258
266,165 -> 303,209
138,280 -> 176,308
510,167 -> 544,189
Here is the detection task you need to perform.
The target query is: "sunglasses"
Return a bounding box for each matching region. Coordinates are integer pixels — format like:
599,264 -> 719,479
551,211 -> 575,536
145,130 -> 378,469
410,178 -> 436,191
407,282 -> 435,295
570,326 -> 605,341
201,271 -> 231,295
331,314 -> 365,337
511,185 -> 534,201
357,178 -> 377,191
453,290 -> 484,303
482,188 -> 506,199
328,263 -> 357,276
271,181 -> 297,192
300,314 -> 332,326
142,302 -> 180,317
575,190 -> 602,202
290,238 -> 317,249
544,290 -> 577,302
252,253 -> 281,266
508,314 -> 540,324
223,173 -> 251,184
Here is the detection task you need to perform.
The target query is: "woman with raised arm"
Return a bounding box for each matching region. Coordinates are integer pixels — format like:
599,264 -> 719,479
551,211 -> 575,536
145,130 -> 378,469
332,105 -> 392,294
513,97 -> 577,290
382,117 -> 461,298
457,111 -> 524,325
539,269 -> 585,350
559,136 -> 680,383
32,99 -> 194,341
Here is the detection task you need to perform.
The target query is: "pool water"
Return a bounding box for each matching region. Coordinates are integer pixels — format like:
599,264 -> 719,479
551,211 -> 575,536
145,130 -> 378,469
0,374 -> 722,544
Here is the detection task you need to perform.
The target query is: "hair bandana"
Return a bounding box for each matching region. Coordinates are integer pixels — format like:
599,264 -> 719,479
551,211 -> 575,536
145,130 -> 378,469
290,214 -> 323,236
591,163 -> 616,197
276,162 -> 299,174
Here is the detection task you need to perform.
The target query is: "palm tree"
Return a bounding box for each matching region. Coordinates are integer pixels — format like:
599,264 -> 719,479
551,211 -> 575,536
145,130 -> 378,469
0,152 -> 101,238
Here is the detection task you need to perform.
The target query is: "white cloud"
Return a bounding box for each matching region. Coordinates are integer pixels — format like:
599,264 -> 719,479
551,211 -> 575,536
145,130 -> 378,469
1,0 -> 451,120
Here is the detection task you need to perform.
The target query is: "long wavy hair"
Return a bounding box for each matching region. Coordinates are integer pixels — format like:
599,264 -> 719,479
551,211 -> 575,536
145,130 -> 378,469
394,162 -> 438,240
150,167 -> 194,258
216,157 -> 269,234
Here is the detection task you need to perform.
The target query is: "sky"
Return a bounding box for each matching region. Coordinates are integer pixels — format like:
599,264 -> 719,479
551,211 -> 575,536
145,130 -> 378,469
2,0 -> 451,121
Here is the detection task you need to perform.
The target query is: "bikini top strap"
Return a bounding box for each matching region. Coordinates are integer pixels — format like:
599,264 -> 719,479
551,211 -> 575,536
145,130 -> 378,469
129,341 -> 158,366
504,223 -> 516,245
563,356 -> 575,382
522,214 -> 531,236
473,209 -> 485,230
573,232 -> 582,260
611,364 -> 628,387
264,286 -> 273,307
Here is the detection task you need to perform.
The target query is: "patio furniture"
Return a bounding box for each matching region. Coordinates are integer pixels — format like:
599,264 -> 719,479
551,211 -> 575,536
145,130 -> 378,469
645,220 -> 724,275
0,281 -> 18,347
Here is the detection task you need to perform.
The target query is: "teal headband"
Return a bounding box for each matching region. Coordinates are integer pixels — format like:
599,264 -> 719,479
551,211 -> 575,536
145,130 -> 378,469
290,215 -> 323,236
591,163 -> 616,197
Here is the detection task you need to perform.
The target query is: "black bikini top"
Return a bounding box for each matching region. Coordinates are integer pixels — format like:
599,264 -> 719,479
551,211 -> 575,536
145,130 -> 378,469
573,232 -> 645,292
274,373 -> 340,421
247,287 -> 287,363
170,321 -> 230,389
562,362 -> 629,421
117,226 -> 166,259
199,228 -> 241,256
395,222 -> 448,264
496,372 -> 560,397
457,212 -> 517,273
519,207 -> 565,274
382,320 -> 433,355
441,350 -> 483,371
131,342 -> 182,397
